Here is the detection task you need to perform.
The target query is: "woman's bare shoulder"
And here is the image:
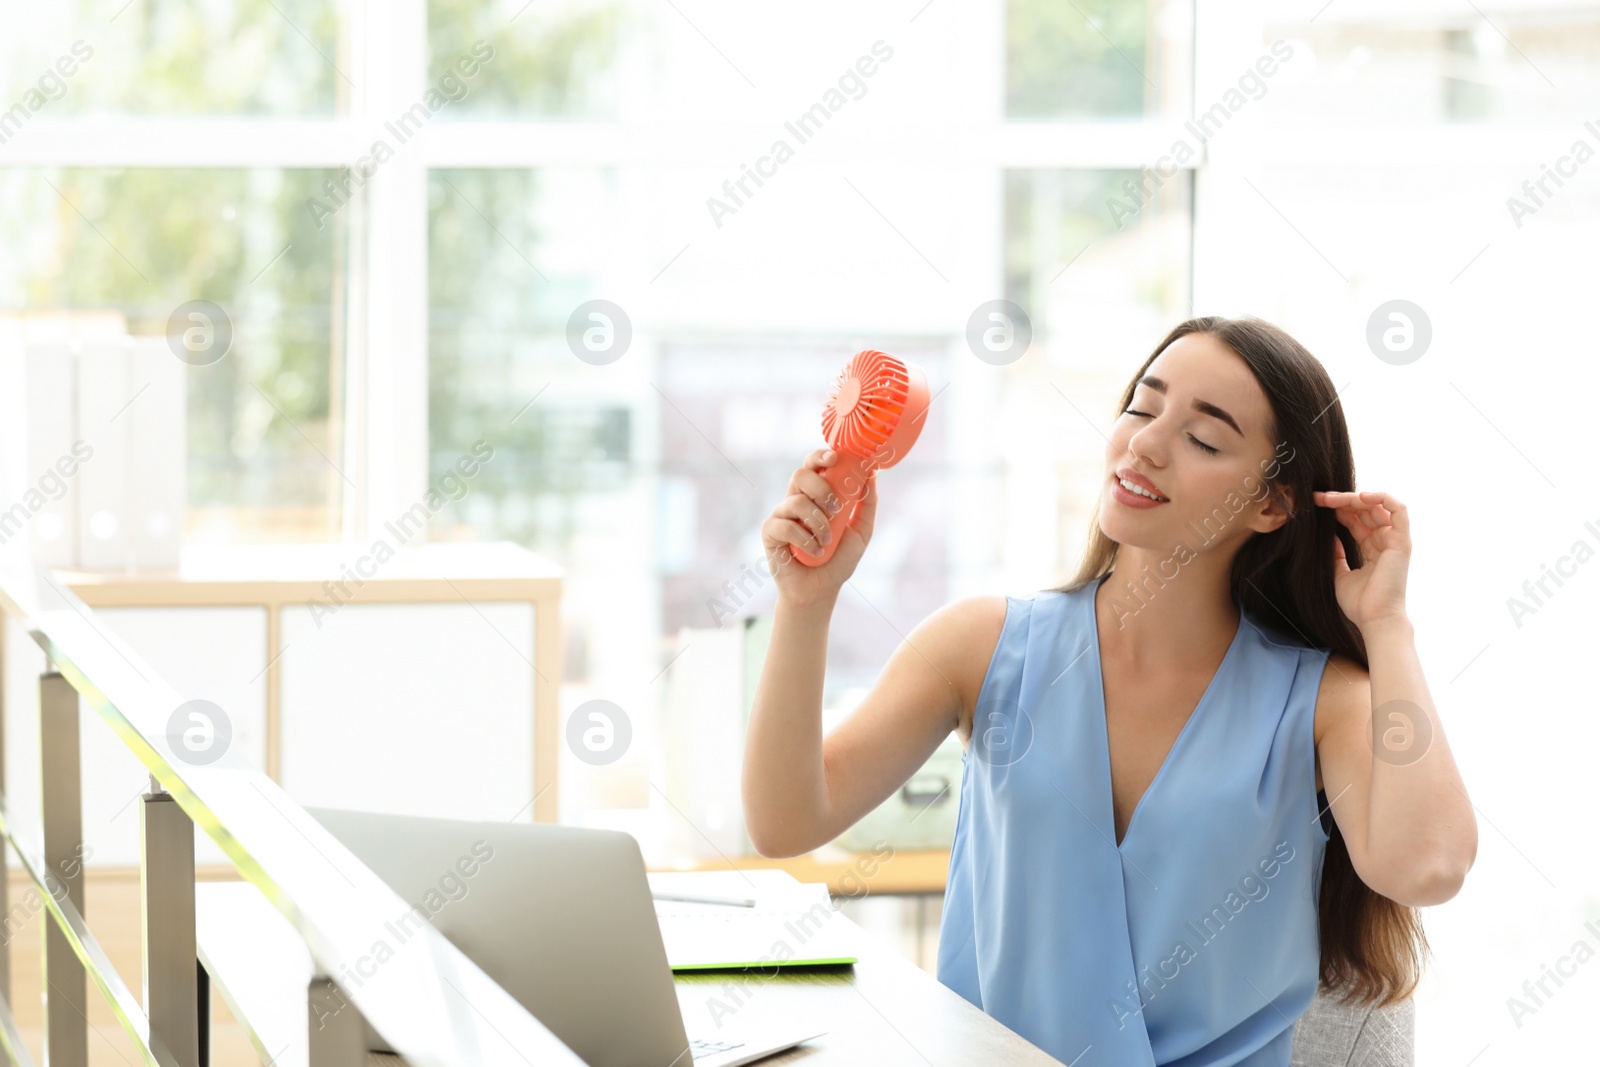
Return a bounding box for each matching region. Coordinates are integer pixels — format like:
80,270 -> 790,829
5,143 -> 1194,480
919,595 -> 1010,746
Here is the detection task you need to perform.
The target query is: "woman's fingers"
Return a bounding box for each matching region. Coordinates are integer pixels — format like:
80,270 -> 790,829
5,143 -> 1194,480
795,493 -> 833,544
779,517 -> 824,556
768,450 -> 868,556
802,447 -> 837,474
793,467 -> 840,517
849,470 -> 877,542
770,494 -> 832,549
762,514 -> 818,558
1316,490 -> 1403,535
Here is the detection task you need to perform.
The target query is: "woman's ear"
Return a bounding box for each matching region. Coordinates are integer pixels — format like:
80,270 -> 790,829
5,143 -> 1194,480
1254,483 -> 1294,533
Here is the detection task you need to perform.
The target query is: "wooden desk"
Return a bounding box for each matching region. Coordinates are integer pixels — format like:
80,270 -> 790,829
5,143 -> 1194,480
669,915 -> 1057,1064
195,873 -> 1059,1066
647,848 -> 951,896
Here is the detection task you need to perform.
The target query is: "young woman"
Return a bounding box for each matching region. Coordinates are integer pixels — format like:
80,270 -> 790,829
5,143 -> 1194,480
742,316 -> 1477,1066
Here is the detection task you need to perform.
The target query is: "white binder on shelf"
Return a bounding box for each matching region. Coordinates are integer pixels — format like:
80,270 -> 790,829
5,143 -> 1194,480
18,341 -> 77,567
8,322 -> 186,571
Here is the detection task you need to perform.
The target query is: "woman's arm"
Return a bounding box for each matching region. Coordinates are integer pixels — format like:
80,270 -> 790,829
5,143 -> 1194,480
1312,488 -> 1477,907
1315,631 -> 1476,906
742,594 -> 1004,858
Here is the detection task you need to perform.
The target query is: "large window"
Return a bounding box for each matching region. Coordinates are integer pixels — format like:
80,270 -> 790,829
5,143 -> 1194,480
4,0 -> 1197,806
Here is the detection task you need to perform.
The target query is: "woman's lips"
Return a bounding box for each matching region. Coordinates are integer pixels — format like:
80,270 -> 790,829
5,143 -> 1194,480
1110,472 -> 1169,508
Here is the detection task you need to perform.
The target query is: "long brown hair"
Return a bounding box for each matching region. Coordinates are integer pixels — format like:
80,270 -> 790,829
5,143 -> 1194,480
1048,315 -> 1426,1006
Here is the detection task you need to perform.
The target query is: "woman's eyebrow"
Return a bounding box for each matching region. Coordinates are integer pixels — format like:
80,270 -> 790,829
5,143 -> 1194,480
1137,376 -> 1245,438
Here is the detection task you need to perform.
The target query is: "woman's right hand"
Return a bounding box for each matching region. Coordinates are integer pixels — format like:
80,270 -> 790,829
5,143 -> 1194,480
761,448 -> 878,607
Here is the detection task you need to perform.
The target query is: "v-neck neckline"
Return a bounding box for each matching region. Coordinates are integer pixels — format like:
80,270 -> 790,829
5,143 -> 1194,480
1086,574 -> 1250,852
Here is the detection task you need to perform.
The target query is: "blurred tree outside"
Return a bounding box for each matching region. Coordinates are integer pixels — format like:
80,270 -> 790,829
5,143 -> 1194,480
424,1 -> 628,546
1007,0 -> 1155,117
0,0 -> 342,115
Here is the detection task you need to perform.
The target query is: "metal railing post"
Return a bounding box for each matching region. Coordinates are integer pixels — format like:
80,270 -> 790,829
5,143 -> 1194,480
142,777 -> 198,1067
196,962 -> 209,1067
0,613 -> 9,1001
40,670 -> 87,1067
307,975 -> 363,1067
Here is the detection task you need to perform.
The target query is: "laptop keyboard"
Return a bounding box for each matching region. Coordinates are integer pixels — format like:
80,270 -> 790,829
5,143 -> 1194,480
689,1037 -> 746,1059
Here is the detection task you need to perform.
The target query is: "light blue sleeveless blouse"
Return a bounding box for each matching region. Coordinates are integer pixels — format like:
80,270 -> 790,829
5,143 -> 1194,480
936,575 -> 1334,1066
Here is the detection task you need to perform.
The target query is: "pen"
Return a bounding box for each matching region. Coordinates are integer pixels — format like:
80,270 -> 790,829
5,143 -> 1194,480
651,890 -> 757,908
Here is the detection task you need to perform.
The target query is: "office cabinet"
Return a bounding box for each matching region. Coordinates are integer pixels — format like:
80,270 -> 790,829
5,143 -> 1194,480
278,600 -> 535,821
0,543 -> 563,870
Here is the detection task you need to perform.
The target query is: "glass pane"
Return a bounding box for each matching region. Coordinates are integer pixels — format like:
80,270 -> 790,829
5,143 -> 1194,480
0,1 -> 346,117
1002,166 -> 1191,587
431,0 -> 1198,124
427,166 -> 620,542
1263,11 -> 1600,124
427,0 -> 627,119
1005,167 -> 1192,369
0,168 -> 348,543
1007,0 -> 1193,119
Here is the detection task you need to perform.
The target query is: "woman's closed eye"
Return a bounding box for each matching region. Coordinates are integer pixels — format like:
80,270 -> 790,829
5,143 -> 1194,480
1120,407 -> 1220,455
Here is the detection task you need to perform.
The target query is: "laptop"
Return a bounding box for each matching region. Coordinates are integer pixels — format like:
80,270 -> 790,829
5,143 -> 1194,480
307,808 -> 826,1067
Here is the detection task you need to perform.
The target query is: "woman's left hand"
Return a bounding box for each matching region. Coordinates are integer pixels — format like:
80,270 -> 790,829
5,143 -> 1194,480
1313,489 -> 1411,630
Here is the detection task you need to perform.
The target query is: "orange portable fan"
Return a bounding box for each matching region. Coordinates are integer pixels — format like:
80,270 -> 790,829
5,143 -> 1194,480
791,349 -> 931,568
